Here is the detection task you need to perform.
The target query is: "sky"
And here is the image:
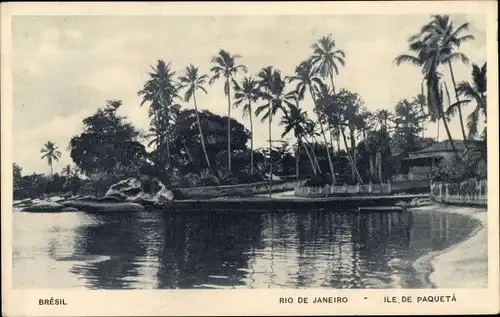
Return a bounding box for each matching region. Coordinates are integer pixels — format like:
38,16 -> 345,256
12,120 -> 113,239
11,14 -> 486,175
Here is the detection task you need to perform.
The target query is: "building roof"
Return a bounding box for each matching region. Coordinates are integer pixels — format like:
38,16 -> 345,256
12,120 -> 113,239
408,140 -> 480,160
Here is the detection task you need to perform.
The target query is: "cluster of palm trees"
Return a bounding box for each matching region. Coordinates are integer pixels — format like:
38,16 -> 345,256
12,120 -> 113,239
37,15 -> 485,186
139,33 -> 375,186
394,15 -> 487,156
138,15 -> 486,186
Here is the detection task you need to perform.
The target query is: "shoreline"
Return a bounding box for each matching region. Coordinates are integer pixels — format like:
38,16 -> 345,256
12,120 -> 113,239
411,204 -> 487,289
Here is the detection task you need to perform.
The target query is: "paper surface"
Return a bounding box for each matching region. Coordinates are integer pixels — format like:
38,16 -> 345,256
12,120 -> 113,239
2,1 -> 498,315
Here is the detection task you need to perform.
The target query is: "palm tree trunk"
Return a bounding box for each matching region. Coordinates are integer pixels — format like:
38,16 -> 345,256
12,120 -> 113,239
448,61 -> 467,140
269,110 -> 273,198
226,77 -> 232,173
50,162 -> 53,176
329,73 -> 336,95
436,117 -> 440,141
295,138 -> 301,180
336,133 -> 341,154
183,141 -> 193,162
302,140 -> 317,175
166,138 -> 171,167
349,126 -> 356,181
306,139 -> 322,173
193,92 -> 211,170
341,128 -> 363,184
249,104 -> 254,175
308,87 -> 336,184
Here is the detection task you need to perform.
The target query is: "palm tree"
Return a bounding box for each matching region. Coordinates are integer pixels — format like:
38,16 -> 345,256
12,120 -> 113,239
374,109 -> 394,132
179,64 -> 212,170
412,93 -> 430,137
62,165 -> 72,178
393,99 -> 427,154
209,49 -> 247,173
303,119 -> 323,174
138,60 -> 179,167
280,98 -> 316,178
450,62 -> 487,139
287,60 -> 337,184
40,141 -> 61,175
417,15 -> 475,140
310,34 -> 346,94
234,76 -> 260,175
394,33 -> 459,155
255,69 -> 294,195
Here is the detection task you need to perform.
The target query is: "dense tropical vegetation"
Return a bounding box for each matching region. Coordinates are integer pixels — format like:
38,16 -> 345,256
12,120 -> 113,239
14,15 -> 487,199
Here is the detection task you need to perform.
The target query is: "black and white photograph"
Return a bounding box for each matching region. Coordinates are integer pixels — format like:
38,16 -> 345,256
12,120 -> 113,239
2,1 -> 498,315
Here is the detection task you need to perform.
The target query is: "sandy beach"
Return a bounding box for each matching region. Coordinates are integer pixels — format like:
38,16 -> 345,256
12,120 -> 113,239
412,204 -> 488,288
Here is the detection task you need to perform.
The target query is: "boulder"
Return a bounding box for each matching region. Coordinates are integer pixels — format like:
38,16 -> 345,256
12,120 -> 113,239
61,207 -> 79,212
104,177 -> 174,205
13,198 -> 32,207
21,201 -> 65,212
48,196 -> 65,203
62,200 -> 145,212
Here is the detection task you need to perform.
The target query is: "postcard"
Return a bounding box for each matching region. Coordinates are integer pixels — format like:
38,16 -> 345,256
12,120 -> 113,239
1,1 -> 498,316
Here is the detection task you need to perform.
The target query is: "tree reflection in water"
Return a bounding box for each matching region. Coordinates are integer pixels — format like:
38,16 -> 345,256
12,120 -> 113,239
158,210 -> 264,289
59,209 -> 479,289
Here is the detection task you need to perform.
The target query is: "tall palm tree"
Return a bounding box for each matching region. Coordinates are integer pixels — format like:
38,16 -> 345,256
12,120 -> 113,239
233,76 -> 260,175
179,64 -> 212,170
450,62 -> 487,139
394,34 -> 459,155
287,60 -> 337,184
318,87 -> 364,183
138,60 -> 179,167
209,49 -> 247,173
412,93 -> 430,137
40,141 -> 61,175
303,119 -> 323,174
255,69 -> 294,196
310,34 -> 346,94
417,15 -> 475,140
374,109 -> 394,132
280,98 -> 316,178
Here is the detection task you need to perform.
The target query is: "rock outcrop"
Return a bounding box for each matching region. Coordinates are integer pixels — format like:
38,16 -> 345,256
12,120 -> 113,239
104,177 -> 174,205
62,200 -> 145,212
21,201 -> 65,212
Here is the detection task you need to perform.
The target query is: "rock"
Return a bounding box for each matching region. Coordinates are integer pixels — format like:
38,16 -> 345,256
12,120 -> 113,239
13,198 -> 32,207
97,195 -> 125,202
62,200 -> 145,212
48,196 -> 65,203
75,195 -> 92,201
21,201 -> 65,212
104,177 -> 174,204
56,255 -> 111,263
61,207 -> 79,212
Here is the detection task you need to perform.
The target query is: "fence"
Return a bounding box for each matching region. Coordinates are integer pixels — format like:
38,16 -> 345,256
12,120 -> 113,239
430,178 -> 487,206
294,179 -> 431,197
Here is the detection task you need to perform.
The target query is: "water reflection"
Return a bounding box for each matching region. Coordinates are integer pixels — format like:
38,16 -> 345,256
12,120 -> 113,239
12,209 -> 479,289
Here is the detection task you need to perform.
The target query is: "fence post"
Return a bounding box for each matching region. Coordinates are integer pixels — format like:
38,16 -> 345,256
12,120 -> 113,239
344,183 -> 348,194
356,183 -> 360,193
368,181 -> 373,193
387,180 -> 392,194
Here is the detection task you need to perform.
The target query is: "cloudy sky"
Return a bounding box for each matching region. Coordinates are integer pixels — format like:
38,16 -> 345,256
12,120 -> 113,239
12,14 -> 486,174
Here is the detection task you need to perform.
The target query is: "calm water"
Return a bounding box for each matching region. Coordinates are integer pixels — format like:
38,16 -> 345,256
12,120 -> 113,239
12,209 -> 478,289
